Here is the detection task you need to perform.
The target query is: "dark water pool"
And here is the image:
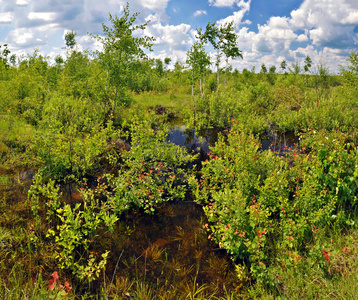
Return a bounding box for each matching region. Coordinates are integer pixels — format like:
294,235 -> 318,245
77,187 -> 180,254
167,125 -> 299,156
166,125 -> 221,154
2,125 -> 299,297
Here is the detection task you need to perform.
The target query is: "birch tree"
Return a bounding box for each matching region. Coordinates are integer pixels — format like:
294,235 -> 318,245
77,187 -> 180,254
198,21 -> 242,88
91,2 -> 154,119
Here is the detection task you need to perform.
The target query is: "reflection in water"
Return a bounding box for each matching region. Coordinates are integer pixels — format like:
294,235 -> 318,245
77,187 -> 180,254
167,125 -> 299,156
3,125 -> 299,297
260,131 -> 299,155
166,125 -> 221,154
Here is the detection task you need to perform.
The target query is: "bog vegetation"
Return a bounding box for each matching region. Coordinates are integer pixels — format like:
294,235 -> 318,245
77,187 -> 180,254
1,3 -> 358,299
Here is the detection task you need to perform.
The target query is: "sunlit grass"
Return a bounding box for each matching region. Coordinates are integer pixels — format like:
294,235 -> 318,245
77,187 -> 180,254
125,91 -> 193,121
246,226 -> 358,299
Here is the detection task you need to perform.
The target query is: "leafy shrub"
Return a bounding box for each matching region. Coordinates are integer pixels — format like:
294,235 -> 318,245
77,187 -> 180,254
27,114 -> 195,284
40,92 -> 105,133
103,114 -> 194,214
191,127 -> 358,288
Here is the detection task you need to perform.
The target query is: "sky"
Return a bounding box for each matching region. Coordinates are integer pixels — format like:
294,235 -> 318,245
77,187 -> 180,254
0,0 -> 357,73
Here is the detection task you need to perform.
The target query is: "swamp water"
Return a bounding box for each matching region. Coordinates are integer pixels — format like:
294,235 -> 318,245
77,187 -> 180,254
167,125 -> 298,155
0,127 -> 298,297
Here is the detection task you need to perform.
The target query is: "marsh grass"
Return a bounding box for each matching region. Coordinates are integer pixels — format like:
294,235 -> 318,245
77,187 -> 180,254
245,226 -> 358,299
1,53 -> 358,299
126,91 -> 193,121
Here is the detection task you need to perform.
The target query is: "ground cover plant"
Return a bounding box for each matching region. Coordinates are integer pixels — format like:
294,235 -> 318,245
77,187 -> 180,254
0,2 -> 358,298
190,125 -> 358,292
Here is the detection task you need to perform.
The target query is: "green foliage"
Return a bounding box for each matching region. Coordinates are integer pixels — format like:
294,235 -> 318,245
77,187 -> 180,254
26,114 -> 195,284
195,84 -> 268,134
155,58 -> 164,77
28,171 -> 112,283
199,21 -> 243,86
289,61 -> 301,75
260,63 -> 267,74
2,10 -> 358,298
304,56 -> 312,73
40,92 -> 105,133
91,2 -> 154,114
64,30 -> 77,49
0,44 -> 11,70
280,60 -> 287,74
103,114 -> 194,214
346,50 -> 358,74
28,172 -> 62,225
186,40 -> 211,98
191,127 -> 358,288
58,51 -> 93,99
340,50 -> 358,87
32,122 -> 119,179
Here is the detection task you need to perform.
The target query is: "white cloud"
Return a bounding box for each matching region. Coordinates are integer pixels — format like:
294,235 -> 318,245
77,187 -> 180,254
239,17 -> 297,58
37,23 -> 59,32
0,0 -> 356,74
342,11 -> 358,25
16,0 -> 28,6
193,10 -> 207,17
297,34 -> 308,42
289,0 -> 358,48
218,10 -> 246,27
8,28 -> 35,46
267,17 -> 290,29
237,27 -> 256,51
138,0 -> 170,10
227,0 -> 358,73
0,12 -> 14,24
28,12 -> 58,22
209,0 -> 237,7
144,16 -> 192,51
79,34 -> 103,51
217,0 -> 251,27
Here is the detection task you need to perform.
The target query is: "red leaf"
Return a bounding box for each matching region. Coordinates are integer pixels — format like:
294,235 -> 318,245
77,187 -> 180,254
48,271 -> 59,290
64,281 -> 72,292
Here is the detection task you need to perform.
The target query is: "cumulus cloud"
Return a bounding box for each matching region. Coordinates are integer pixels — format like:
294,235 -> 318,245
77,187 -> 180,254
0,12 -> 13,24
247,0 -> 357,57
228,0 -> 358,72
8,28 -> 35,46
297,34 -> 308,42
209,0 -> 237,7
217,0 -> 251,27
0,0 -> 357,73
193,10 -> 207,17
144,15 -> 192,52
289,0 -> 358,48
1,0 -> 173,55
138,0 -> 170,10
16,0 -> 28,6
341,11 -> 358,25
242,18 -> 297,58
28,12 -> 57,22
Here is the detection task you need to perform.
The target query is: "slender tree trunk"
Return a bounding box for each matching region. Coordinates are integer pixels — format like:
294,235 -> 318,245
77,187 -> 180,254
216,52 -> 220,102
216,62 -> 219,88
315,75 -> 318,104
215,50 -> 220,102
203,74 -> 205,98
192,70 -> 196,124
224,59 -> 229,88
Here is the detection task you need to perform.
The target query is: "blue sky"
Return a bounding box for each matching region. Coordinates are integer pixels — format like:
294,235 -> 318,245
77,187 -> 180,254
0,0 -> 357,73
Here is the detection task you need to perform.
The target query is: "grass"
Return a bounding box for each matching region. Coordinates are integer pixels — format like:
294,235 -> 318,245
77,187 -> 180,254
245,226 -> 358,299
127,90 -> 193,121
1,80 -> 358,298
